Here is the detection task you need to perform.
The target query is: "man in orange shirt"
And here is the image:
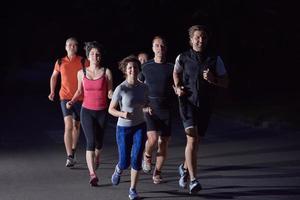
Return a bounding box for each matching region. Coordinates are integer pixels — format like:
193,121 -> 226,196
48,37 -> 87,167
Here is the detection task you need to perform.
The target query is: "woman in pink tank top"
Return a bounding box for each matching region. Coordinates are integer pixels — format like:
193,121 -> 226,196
66,41 -> 113,186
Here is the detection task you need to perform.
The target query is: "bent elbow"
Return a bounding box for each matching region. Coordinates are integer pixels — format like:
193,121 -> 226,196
108,107 -> 114,115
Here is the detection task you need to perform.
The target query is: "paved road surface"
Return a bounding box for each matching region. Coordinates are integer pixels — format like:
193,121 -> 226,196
1,95 -> 300,200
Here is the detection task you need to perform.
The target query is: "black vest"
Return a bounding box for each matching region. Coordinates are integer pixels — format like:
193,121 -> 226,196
179,49 -> 217,107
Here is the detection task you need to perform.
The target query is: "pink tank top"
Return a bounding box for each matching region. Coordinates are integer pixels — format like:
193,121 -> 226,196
82,72 -> 108,110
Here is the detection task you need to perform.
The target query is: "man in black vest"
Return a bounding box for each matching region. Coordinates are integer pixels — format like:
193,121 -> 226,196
173,25 -> 229,194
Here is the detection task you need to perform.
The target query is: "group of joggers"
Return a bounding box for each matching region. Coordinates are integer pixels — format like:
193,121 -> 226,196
48,24 -> 229,200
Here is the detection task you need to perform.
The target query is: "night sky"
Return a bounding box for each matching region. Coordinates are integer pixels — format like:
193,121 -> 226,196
1,0 -> 299,101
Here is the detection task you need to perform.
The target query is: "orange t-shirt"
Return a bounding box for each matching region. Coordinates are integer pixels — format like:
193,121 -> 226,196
54,55 -> 89,100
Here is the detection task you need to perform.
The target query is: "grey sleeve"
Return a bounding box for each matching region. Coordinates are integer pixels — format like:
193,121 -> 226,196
216,56 -> 227,76
111,85 -> 122,103
174,55 -> 183,73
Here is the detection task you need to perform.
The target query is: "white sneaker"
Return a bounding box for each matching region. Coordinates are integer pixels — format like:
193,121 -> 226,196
142,155 -> 152,173
65,157 -> 75,167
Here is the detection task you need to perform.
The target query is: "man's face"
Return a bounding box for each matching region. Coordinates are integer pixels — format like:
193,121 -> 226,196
190,30 -> 207,52
65,40 -> 78,56
152,38 -> 167,57
138,53 -> 148,64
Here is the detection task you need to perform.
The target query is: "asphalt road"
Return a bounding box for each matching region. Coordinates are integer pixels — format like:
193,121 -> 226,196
1,95 -> 300,200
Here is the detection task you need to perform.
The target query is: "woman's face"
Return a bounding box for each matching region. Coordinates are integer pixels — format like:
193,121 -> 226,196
88,48 -> 101,64
125,61 -> 139,78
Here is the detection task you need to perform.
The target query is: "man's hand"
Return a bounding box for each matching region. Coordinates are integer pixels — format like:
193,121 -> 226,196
66,101 -> 73,109
203,69 -> 216,84
173,85 -> 185,96
48,93 -> 55,101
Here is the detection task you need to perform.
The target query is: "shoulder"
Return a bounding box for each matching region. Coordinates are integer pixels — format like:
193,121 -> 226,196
75,55 -> 86,63
76,55 -> 84,59
113,83 -> 123,94
77,69 -> 84,77
142,59 -> 155,69
105,68 -> 113,80
118,81 -> 127,89
180,50 -> 192,57
176,50 -> 191,62
57,56 -> 68,64
78,68 -> 84,74
144,59 -> 154,65
206,54 -> 222,65
105,67 -> 112,75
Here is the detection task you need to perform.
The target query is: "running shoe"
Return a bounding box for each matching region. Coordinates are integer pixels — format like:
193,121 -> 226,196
142,155 -> 152,173
152,168 -> 162,184
89,173 -> 99,186
178,163 -> 188,188
128,188 -> 140,200
111,165 -> 122,185
189,179 -> 202,194
65,156 -> 75,168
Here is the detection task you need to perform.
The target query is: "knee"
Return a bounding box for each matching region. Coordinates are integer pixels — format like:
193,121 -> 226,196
147,132 -> 158,144
185,127 -> 198,137
186,136 -> 199,149
64,125 -> 73,133
158,136 -> 169,147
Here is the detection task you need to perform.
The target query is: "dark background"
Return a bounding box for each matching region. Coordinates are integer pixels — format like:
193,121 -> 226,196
1,0 -> 299,105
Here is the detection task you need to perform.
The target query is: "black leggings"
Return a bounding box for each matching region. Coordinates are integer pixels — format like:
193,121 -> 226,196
80,107 -> 107,151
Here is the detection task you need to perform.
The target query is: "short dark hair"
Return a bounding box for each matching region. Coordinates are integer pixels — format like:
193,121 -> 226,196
84,41 -> 103,58
66,37 -> 78,45
118,55 -> 141,75
137,52 -> 148,57
152,35 -> 167,46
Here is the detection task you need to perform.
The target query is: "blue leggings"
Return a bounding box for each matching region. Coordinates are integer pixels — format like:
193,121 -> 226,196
116,123 -> 147,171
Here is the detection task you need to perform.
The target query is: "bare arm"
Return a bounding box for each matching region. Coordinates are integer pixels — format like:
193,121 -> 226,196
48,70 -> 60,101
173,70 -> 185,96
108,100 -> 128,119
66,70 -> 84,109
106,68 -> 113,99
